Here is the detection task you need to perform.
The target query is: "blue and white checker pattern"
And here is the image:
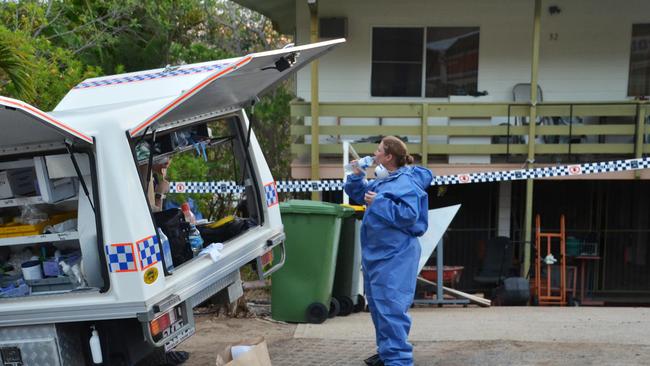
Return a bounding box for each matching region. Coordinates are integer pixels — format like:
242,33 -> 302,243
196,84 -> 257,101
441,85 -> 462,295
169,181 -> 244,194
167,157 -> 650,193
137,236 -> 161,270
265,182 -> 279,207
105,244 -> 137,273
74,62 -> 232,89
276,180 -> 345,193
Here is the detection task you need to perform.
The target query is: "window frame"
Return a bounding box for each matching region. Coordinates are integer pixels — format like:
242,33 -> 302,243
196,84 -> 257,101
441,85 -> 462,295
369,25 -> 481,99
628,23 -> 650,97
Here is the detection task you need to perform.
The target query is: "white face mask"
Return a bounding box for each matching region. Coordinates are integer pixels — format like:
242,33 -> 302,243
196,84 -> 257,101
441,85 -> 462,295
374,164 -> 390,180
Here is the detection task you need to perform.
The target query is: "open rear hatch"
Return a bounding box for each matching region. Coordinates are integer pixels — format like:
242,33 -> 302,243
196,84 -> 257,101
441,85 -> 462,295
0,96 -> 93,154
0,96 -> 104,306
131,39 -> 345,136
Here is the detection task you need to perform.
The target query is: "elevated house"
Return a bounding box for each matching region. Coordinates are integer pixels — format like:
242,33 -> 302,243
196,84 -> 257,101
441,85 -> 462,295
233,0 -> 650,303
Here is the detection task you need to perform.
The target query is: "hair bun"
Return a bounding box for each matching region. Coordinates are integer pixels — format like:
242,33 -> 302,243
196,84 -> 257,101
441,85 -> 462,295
405,154 -> 414,165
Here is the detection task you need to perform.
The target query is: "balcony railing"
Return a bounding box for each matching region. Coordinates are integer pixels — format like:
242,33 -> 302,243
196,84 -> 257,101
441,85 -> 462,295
290,101 -> 649,164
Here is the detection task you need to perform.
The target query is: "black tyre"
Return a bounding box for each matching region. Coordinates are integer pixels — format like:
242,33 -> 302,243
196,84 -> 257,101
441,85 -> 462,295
328,297 -> 340,318
306,302 -> 328,324
337,296 -> 354,316
354,294 -> 366,313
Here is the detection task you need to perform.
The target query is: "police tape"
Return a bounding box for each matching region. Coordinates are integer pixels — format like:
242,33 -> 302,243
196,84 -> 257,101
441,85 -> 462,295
169,156 -> 650,194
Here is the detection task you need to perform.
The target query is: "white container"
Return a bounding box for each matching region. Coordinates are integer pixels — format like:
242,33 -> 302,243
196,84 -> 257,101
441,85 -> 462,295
89,328 -> 103,364
0,168 -> 37,199
34,157 -> 77,203
21,260 -> 43,281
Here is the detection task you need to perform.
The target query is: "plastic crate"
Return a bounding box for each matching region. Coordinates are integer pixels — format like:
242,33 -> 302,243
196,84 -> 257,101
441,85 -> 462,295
26,277 -> 74,293
0,211 -> 76,238
0,221 -> 48,237
579,241 -> 599,256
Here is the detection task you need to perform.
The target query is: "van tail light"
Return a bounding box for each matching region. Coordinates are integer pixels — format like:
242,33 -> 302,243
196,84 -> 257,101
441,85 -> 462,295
150,309 -> 176,337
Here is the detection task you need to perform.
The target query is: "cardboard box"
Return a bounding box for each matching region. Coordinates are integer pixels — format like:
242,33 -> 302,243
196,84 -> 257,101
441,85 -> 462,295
215,337 -> 272,366
0,168 -> 37,199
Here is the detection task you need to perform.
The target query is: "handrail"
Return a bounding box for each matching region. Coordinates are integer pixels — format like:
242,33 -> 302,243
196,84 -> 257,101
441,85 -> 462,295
290,101 -> 650,159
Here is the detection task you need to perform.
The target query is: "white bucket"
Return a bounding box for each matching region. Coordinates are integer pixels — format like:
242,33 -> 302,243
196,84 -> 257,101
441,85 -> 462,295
21,260 -> 43,280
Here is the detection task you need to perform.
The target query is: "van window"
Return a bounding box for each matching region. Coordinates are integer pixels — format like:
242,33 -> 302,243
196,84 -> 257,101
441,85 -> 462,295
134,116 -> 261,266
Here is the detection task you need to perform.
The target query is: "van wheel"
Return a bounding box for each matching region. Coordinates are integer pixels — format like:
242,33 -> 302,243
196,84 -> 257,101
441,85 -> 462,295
328,297 -> 340,318
337,296 -> 354,316
306,302 -> 328,324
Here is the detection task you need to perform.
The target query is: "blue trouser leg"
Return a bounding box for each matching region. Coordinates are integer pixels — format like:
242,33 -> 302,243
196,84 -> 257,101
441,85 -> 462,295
364,242 -> 420,366
364,268 -> 383,349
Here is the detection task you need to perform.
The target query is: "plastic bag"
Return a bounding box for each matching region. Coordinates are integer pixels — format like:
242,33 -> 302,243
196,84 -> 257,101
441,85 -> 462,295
19,205 -> 48,225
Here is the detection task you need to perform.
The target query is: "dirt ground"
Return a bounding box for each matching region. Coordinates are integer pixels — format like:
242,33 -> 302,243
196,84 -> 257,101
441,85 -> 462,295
177,314 -> 295,365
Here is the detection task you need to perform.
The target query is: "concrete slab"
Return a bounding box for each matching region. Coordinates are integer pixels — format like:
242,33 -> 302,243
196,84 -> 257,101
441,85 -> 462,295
295,307 -> 650,345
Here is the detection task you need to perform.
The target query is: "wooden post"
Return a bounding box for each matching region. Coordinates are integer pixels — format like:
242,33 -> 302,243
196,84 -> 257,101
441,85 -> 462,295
523,0 -> 542,278
634,102 -> 647,178
309,3 -> 320,200
421,103 -> 428,166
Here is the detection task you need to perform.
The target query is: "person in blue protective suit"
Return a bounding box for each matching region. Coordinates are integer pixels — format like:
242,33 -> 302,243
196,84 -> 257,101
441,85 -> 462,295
345,136 -> 433,366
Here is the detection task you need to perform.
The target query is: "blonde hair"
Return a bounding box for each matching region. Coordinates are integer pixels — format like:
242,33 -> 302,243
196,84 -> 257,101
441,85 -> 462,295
381,136 -> 414,167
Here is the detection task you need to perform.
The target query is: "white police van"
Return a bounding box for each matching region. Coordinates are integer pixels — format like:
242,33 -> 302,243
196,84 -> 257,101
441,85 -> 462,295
0,39 -> 344,365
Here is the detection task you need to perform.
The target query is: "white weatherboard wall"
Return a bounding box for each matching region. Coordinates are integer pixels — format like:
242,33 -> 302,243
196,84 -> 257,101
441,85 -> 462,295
295,0 -> 650,103
295,0 -> 650,148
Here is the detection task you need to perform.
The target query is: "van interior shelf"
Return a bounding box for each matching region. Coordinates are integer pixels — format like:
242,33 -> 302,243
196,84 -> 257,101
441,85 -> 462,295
0,196 -> 78,208
0,196 -> 47,208
0,231 -> 79,246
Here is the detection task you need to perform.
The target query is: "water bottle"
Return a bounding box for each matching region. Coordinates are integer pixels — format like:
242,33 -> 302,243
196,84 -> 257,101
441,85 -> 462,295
344,156 -> 375,175
181,203 -> 204,257
157,228 -> 174,272
188,225 -> 204,257
181,202 -> 203,257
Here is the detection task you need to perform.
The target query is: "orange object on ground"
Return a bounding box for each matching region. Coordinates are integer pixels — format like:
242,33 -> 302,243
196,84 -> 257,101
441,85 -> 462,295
420,266 -> 464,287
534,214 -> 567,306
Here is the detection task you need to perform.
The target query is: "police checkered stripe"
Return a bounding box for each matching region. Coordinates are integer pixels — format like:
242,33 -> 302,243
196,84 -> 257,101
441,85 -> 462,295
265,182 -> 279,207
137,236 -> 161,270
276,180 -> 345,192
105,244 -> 137,273
168,157 -> 650,192
74,62 -> 232,89
168,181 -> 244,194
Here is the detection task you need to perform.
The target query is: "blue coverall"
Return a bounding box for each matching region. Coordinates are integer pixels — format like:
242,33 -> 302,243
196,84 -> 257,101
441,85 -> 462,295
345,166 -> 433,366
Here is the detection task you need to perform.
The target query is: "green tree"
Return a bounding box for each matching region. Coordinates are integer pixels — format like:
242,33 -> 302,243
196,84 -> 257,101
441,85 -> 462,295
0,28 -> 35,101
0,0 -> 296,186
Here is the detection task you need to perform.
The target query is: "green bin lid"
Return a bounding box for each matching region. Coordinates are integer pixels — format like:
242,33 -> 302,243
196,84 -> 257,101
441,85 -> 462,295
280,200 -> 354,217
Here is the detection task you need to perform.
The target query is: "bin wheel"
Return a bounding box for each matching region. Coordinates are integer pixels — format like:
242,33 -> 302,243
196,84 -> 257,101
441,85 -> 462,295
306,302 -> 328,324
354,294 -> 366,313
336,296 -> 354,316
328,297 -> 340,318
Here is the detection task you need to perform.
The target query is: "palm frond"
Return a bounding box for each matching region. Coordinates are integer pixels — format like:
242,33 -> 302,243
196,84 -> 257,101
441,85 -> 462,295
0,36 -> 36,101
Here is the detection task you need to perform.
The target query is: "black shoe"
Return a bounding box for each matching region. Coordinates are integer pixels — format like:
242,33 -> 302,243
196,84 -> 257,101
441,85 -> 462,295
364,353 -> 384,366
165,351 -> 190,365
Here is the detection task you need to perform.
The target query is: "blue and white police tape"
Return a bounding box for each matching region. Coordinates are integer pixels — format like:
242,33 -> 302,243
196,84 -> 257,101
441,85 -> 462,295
168,156 -> 650,194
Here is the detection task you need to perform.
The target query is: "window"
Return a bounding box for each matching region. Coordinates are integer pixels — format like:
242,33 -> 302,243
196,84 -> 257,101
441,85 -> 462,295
371,27 -> 480,97
628,24 -> 650,97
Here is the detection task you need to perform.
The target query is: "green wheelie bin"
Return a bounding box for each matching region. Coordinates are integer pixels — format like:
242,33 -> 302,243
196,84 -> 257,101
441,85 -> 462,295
271,200 -> 354,324
332,204 -> 366,316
